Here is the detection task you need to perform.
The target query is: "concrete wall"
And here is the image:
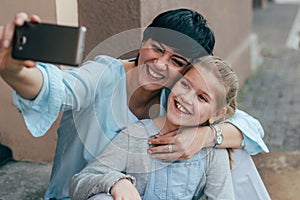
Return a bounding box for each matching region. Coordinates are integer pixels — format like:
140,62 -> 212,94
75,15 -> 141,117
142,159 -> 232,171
77,0 -> 141,57
0,0 -> 57,25
0,0 -> 253,162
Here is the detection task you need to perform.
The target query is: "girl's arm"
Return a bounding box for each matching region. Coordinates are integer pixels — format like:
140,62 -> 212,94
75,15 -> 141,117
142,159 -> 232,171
148,109 -> 268,161
69,130 -> 138,200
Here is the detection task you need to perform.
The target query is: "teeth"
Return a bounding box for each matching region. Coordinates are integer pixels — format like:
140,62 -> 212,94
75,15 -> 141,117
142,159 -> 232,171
175,102 -> 190,114
148,67 -> 164,79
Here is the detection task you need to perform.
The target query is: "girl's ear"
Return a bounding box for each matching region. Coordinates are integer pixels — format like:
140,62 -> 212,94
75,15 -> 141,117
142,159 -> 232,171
208,107 -> 227,124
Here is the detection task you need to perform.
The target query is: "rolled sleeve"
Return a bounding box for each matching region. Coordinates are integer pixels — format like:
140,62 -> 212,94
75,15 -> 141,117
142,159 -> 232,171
12,63 -> 64,137
225,110 -> 269,155
103,172 -> 136,195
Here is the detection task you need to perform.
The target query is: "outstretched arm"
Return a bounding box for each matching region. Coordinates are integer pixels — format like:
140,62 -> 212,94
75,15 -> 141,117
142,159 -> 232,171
0,12 -> 43,99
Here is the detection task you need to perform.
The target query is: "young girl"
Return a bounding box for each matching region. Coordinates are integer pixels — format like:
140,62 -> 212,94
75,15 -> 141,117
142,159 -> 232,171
70,55 -> 239,200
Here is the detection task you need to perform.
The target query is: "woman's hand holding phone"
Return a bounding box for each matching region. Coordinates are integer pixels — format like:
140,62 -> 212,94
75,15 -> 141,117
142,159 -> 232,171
0,12 -> 44,100
0,12 -> 39,72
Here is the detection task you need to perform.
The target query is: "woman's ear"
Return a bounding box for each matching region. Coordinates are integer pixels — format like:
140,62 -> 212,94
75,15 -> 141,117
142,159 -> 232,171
209,107 -> 227,124
140,40 -> 146,46
138,40 -> 148,54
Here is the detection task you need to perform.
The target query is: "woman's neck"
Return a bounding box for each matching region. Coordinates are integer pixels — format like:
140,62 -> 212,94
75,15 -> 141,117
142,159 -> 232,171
124,61 -> 162,119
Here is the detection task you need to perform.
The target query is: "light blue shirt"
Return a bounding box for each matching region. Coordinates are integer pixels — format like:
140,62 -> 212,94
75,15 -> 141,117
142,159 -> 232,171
142,119 -> 206,199
141,119 -> 234,200
12,55 -> 268,200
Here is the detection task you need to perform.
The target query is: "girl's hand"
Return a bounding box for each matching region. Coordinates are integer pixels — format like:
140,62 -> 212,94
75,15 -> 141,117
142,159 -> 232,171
148,126 -> 214,161
110,178 -> 141,200
0,12 -> 40,72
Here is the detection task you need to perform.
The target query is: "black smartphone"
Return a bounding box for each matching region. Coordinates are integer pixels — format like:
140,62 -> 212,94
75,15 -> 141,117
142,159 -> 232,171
12,22 -> 86,66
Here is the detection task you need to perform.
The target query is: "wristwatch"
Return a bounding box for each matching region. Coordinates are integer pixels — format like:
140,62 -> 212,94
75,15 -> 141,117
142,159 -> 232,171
210,124 -> 223,148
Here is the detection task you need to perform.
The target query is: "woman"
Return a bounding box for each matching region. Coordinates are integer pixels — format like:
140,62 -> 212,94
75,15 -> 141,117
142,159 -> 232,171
0,9 -> 268,200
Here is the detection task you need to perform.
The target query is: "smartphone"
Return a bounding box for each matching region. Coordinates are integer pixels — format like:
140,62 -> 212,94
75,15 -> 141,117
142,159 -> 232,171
12,22 -> 86,66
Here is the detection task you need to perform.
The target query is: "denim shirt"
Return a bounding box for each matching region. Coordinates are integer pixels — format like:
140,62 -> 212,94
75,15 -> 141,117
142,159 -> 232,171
12,55 -> 267,200
144,153 -> 206,200
141,120 -> 207,200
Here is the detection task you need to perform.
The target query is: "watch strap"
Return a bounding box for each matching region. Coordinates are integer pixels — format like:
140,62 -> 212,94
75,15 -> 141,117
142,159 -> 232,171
210,124 -> 223,148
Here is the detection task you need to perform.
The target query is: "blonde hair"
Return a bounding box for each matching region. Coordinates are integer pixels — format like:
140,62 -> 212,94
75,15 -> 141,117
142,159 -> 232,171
192,55 -> 239,120
192,56 -> 239,169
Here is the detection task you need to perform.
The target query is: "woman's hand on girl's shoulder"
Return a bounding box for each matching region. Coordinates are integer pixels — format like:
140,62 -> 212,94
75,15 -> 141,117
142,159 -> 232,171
148,126 -> 214,161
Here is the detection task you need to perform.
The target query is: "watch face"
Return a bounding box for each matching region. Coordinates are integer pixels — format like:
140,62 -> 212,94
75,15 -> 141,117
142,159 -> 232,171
216,135 -> 223,145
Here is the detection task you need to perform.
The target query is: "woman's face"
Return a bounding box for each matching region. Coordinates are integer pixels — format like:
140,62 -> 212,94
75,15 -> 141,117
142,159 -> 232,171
166,66 -> 223,127
137,39 -> 191,91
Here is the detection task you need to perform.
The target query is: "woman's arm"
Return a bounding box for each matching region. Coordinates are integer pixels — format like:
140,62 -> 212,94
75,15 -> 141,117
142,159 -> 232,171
0,13 -> 43,99
1,14 -> 125,137
224,110 -> 269,154
148,122 -> 242,161
148,109 -> 267,161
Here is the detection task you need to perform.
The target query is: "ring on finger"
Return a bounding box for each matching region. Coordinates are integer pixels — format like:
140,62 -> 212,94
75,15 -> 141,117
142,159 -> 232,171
168,144 -> 173,153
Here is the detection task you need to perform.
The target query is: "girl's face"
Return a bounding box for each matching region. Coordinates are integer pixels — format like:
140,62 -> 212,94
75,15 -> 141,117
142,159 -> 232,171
137,39 -> 191,91
166,66 -> 224,127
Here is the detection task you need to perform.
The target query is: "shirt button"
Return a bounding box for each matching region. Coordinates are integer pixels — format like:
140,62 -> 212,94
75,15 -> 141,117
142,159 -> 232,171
186,162 -> 191,167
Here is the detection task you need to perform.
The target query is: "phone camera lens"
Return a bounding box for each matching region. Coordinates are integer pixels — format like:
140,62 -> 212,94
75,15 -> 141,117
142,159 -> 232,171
18,36 -> 27,45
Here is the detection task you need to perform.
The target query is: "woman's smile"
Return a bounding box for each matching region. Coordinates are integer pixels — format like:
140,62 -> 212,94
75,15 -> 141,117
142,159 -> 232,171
146,64 -> 165,80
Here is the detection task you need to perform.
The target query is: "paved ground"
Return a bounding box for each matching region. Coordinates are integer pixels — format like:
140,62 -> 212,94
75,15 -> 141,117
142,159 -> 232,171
240,2 -> 300,152
0,161 -> 51,200
0,1 -> 300,200
253,151 -> 300,200
240,2 -> 300,200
